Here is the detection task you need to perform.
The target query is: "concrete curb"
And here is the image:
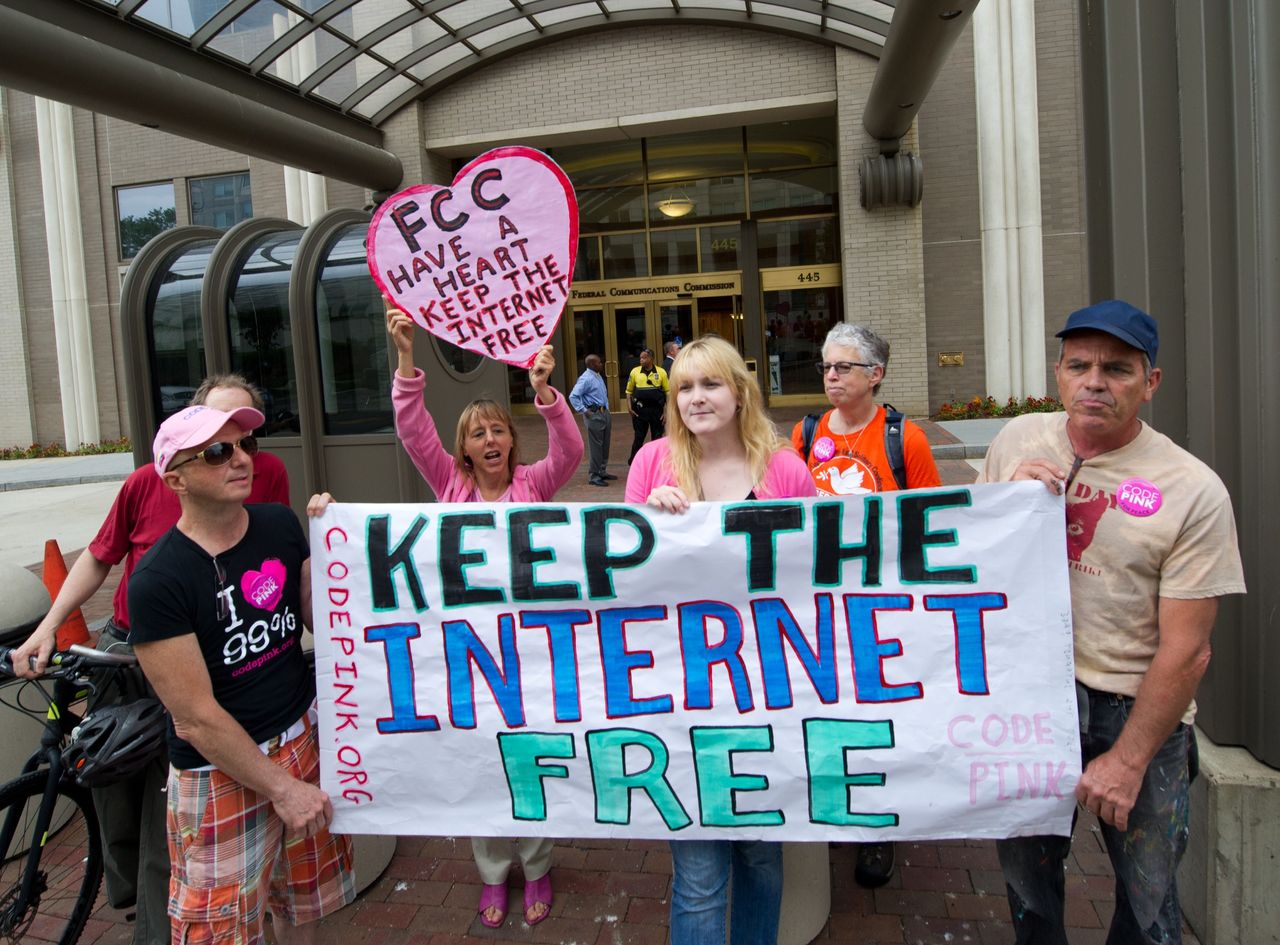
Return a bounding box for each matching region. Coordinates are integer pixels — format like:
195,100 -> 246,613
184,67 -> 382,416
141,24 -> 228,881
0,472 -> 131,492
931,443 -> 990,460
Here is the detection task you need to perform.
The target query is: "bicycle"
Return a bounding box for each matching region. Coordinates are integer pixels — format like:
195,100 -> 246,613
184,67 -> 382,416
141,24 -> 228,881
0,642 -> 146,945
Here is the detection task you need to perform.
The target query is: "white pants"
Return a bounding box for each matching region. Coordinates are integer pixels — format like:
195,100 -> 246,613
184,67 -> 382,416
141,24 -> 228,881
471,836 -> 555,885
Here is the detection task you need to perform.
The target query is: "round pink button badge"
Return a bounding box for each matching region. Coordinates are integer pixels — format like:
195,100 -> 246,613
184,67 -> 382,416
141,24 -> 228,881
812,436 -> 836,462
1117,477 -> 1163,517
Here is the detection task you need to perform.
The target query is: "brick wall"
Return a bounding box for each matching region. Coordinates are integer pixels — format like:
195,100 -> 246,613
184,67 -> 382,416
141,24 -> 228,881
415,25 -> 928,414
835,49 -> 929,416
1035,0 -> 1088,381
919,20 -> 986,411
917,0 -> 1087,412
382,102 -> 426,188
422,25 -> 836,144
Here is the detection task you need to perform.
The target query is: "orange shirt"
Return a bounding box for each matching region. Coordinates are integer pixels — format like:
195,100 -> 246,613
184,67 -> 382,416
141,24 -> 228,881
790,406 -> 941,496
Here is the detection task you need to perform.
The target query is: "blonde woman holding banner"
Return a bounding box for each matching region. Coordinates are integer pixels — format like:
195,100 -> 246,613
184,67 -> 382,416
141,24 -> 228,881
625,336 -> 815,945
384,296 -> 583,927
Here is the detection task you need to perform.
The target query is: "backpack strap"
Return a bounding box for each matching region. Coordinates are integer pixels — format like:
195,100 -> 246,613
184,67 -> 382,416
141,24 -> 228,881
801,413 -> 821,462
882,404 -> 907,490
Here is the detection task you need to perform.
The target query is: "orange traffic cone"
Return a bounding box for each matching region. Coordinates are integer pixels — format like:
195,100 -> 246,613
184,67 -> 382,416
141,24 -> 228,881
42,539 -> 90,650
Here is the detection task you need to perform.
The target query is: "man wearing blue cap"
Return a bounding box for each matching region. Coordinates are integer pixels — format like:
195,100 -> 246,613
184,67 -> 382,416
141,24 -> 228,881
977,300 -> 1245,944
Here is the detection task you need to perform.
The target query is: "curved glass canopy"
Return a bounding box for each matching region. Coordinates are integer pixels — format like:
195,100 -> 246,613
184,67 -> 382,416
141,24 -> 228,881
82,0 -> 892,126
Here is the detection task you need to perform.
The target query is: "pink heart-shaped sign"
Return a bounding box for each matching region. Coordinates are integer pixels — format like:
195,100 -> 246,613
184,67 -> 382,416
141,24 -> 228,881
241,558 -> 287,612
367,146 -> 578,369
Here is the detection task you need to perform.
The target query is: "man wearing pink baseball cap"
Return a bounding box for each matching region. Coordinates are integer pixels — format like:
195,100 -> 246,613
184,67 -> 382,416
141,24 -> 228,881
12,375 -> 291,945
128,404 -> 354,944
149,403 -> 265,477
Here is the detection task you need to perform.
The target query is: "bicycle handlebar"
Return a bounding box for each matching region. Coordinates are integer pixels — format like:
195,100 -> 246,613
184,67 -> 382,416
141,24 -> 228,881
0,642 -> 139,678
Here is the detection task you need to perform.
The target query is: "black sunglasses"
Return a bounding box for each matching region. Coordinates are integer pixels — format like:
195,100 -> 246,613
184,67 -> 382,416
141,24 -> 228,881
171,435 -> 259,471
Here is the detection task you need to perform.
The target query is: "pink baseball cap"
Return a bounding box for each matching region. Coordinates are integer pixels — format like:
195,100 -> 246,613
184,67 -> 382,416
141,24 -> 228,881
152,404 -> 265,476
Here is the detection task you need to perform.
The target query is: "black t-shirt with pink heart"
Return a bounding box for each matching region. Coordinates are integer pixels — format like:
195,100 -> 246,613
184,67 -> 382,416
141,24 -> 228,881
128,503 -> 313,769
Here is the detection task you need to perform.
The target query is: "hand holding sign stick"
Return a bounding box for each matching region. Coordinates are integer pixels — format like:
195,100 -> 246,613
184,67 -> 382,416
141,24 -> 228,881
526,344 -> 557,406
368,146 -> 578,369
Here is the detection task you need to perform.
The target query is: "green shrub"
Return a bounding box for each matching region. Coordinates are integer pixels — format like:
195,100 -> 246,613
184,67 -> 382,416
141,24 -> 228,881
934,395 -> 1062,421
0,437 -> 133,460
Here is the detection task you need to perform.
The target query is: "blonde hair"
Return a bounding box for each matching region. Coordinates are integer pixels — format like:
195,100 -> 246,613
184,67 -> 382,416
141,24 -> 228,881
663,336 -> 783,500
453,399 -> 520,483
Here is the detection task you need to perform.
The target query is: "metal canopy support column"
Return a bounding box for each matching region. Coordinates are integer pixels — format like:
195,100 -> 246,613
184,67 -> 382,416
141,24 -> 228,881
863,0 -> 982,149
0,2 -> 402,193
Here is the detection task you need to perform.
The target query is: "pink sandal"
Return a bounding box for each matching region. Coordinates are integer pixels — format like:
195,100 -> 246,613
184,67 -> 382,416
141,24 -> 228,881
478,882 -> 507,928
523,873 -> 553,926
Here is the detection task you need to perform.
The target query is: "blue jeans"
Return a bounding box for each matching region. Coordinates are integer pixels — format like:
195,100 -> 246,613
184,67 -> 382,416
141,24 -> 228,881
669,840 -> 782,945
996,685 -> 1194,945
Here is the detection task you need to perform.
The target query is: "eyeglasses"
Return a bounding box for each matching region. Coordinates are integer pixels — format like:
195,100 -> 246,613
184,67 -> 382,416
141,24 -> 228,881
213,557 -> 229,621
815,361 -> 873,376
170,435 -> 259,471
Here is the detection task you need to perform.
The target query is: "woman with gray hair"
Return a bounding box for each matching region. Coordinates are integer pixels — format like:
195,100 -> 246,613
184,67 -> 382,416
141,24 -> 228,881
789,322 -> 941,888
791,323 -> 939,498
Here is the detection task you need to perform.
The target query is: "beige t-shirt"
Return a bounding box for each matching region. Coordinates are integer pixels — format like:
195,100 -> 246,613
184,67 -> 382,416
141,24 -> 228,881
978,413 -> 1245,721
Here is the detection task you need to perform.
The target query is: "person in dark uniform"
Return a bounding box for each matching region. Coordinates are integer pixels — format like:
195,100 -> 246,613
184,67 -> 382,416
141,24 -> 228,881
626,347 -> 669,463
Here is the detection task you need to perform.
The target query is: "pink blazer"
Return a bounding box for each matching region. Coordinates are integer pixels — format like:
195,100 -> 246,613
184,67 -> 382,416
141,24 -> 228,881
624,438 -> 816,503
392,368 -> 584,503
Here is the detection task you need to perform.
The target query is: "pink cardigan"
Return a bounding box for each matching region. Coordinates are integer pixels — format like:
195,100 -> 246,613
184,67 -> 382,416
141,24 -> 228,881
625,438 -> 817,502
392,368 -> 584,503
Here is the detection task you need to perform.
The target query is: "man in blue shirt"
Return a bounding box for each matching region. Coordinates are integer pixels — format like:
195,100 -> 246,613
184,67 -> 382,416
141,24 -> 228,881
569,353 -> 615,487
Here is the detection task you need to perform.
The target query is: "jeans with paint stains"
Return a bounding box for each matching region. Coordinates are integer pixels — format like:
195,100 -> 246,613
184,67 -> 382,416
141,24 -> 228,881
996,684 -> 1194,945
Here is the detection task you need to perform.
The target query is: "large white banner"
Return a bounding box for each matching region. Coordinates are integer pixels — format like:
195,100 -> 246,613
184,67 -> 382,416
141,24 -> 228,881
311,482 -> 1079,841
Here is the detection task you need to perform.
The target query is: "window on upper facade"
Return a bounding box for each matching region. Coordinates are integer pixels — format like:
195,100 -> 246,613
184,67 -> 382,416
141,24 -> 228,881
116,181 -> 177,260
190,173 -> 253,230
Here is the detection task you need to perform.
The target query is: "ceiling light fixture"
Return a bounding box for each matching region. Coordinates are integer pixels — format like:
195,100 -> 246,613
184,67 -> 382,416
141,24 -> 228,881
657,191 -> 695,218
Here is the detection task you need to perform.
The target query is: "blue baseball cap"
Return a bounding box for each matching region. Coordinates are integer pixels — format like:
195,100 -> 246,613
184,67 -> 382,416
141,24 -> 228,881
1056,299 -> 1159,367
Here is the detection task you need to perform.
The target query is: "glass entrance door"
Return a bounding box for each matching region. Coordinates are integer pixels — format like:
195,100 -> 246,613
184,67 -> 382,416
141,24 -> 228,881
611,305 -> 649,408
568,302 -> 670,409
659,303 -> 692,362
571,308 -> 606,382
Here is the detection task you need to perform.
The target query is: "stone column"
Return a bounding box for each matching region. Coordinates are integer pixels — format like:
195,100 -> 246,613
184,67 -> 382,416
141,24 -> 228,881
35,96 -> 98,450
973,0 -> 1046,400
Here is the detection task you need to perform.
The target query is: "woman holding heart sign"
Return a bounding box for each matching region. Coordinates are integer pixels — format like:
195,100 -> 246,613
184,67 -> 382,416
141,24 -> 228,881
385,295 -> 582,927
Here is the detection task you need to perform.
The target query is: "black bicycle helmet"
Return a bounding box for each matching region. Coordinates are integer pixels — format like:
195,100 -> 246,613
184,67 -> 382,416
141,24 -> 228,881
63,698 -> 168,787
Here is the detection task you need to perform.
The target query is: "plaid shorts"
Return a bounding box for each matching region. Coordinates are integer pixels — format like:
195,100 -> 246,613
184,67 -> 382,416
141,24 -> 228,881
166,716 -> 355,944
